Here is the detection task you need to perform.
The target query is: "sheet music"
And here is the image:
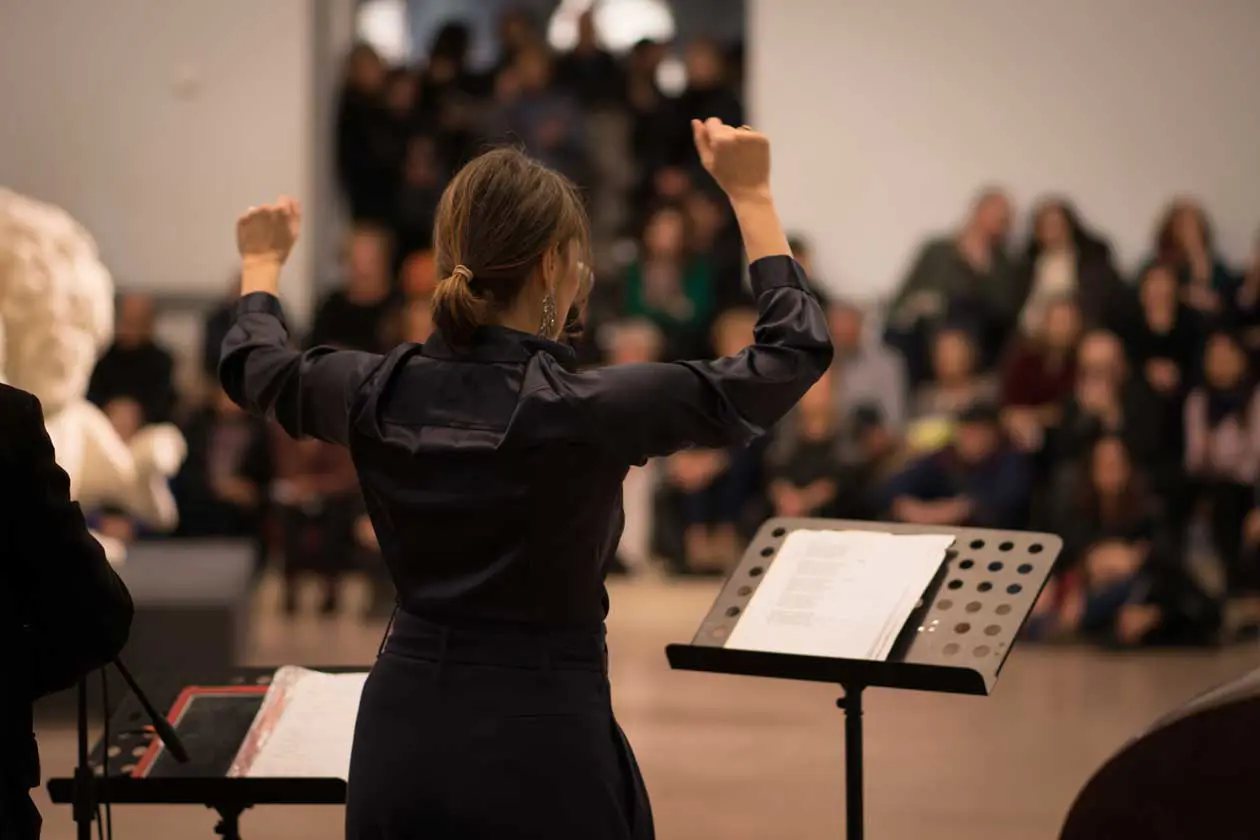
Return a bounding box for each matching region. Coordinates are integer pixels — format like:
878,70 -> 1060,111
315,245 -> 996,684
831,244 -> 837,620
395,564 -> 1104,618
724,530 -> 954,660
229,666 -> 368,780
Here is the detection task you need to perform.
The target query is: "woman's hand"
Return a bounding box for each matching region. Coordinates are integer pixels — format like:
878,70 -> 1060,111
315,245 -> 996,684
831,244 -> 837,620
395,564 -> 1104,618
692,118 -> 770,204
236,197 -> 300,295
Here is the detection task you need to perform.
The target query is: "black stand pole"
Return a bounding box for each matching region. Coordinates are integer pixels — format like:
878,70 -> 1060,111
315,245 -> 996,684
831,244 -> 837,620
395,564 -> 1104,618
837,685 -> 864,840
209,803 -> 246,840
72,679 -> 95,840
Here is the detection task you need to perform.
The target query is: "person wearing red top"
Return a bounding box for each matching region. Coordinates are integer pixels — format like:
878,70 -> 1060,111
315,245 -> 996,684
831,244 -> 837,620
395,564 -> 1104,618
1000,297 -> 1081,451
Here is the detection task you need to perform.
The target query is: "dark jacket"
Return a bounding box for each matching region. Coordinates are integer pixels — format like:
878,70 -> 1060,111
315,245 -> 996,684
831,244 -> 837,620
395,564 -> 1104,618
884,445 -> 1032,530
220,256 -> 831,628
0,384 -> 134,839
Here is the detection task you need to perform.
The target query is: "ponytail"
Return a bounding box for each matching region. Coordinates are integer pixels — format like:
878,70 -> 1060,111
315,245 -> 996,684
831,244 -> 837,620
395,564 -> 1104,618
431,264 -> 491,345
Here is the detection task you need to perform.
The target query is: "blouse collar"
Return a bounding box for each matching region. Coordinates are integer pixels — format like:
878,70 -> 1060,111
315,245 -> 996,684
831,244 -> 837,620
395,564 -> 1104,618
422,325 -> 577,368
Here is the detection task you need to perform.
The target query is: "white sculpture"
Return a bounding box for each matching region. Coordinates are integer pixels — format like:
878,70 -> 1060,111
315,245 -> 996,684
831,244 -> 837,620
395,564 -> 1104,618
0,188 -> 186,562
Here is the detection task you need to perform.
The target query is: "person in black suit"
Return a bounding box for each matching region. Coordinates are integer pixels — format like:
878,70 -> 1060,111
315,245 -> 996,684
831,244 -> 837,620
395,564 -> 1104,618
221,119 -> 830,840
0,384 -> 134,840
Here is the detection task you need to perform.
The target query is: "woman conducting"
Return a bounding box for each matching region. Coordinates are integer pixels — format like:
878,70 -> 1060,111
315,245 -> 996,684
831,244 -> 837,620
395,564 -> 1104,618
221,118 -> 832,840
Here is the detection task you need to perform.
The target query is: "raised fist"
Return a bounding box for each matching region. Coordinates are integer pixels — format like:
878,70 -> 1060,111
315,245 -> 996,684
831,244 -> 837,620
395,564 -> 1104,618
236,197 -> 301,264
692,117 -> 771,201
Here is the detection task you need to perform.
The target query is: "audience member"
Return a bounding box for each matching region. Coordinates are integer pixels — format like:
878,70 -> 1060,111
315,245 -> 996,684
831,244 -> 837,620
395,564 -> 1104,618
309,228 -> 395,351
393,134 -> 446,265
829,299 -> 908,431
765,373 -> 843,518
1234,229 -> 1260,349
1185,331 -> 1260,620
834,406 -> 911,520
623,204 -> 714,359
270,427 -> 361,615
335,43 -> 396,224
554,10 -> 624,109
87,292 -> 177,425
173,387 -> 272,571
1000,297 -> 1081,452
907,328 -> 997,452
201,278 -> 241,378
486,47 -> 589,185
886,404 -> 1031,529
1153,199 -> 1239,318
885,189 -> 1020,382
1037,436 -> 1216,646
1017,198 -> 1125,332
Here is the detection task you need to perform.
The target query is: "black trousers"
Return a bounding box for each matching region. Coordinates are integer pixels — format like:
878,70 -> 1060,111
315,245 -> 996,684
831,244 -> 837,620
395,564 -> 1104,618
346,611 -> 654,840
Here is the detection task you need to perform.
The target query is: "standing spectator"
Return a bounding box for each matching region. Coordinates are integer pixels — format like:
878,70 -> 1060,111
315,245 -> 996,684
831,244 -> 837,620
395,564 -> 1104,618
652,39 -> 744,180
1153,199 -> 1239,318
1184,331 -> 1260,622
309,228 -> 395,351
417,23 -> 485,172
885,404 -> 1030,529
495,6 -> 542,73
885,189 -> 1021,382
335,43 -> 396,224
393,134 -> 446,266
202,277 -> 241,379
1000,297 -> 1080,452
623,205 -> 714,359
554,10 -> 624,109
88,292 -> 177,425
1119,262 -> 1202,455
485,48 -> 589,185
1017,198 -> 1125,332
1234,229 -> 1260,351
829,299 -> 909,431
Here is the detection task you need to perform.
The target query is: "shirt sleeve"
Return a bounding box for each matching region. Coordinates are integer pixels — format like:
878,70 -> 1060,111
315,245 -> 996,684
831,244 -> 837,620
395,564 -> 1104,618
554,256 -> 833,464
218,292 -> 383,446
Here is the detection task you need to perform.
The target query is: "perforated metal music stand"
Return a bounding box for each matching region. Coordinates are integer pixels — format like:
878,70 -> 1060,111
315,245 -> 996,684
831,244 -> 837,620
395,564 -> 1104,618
666,518 -> 1062,839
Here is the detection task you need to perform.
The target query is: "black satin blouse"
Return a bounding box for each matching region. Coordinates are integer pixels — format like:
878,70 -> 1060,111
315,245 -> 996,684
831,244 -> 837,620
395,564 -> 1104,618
220,255 -> 832,629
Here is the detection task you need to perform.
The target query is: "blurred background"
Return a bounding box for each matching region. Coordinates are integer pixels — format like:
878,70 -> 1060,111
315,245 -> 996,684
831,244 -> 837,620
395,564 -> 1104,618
4,0 -> 1260,837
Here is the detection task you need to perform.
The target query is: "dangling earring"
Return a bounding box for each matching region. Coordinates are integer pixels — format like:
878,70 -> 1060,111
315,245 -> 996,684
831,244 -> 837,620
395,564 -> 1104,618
540,292 -> 557,338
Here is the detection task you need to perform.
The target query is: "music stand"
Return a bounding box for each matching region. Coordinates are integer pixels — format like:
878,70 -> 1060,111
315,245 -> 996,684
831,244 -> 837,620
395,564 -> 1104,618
48,666 -> 366,840
666,518 -> 1061,840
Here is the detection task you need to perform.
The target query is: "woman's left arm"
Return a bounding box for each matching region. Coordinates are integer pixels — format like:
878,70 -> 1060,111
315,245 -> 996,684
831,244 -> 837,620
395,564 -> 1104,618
219,198 -> 382,446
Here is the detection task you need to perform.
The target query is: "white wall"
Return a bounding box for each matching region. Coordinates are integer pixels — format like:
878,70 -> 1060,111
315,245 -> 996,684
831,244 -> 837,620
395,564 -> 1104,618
0,0 -> 316,319
750,0 -> 1260,302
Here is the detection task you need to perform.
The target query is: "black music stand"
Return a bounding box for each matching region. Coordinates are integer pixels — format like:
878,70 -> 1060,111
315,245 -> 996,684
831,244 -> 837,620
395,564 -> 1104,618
666,518 -> 1061,840
48,666 -> 366,840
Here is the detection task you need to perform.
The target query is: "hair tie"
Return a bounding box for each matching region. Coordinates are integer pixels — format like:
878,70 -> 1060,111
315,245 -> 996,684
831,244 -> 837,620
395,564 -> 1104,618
451,264 -> 474,283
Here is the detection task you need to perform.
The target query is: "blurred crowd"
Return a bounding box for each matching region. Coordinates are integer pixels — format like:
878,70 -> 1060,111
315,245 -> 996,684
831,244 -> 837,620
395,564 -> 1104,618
81,8 -> 1260,650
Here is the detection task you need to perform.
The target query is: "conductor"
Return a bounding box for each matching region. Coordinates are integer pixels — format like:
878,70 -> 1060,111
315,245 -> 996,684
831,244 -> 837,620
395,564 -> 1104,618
220,119 -> 832,840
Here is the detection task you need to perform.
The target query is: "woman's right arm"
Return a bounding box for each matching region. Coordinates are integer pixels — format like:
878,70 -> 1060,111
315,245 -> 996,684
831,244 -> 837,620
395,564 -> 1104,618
557,119 -> 832,463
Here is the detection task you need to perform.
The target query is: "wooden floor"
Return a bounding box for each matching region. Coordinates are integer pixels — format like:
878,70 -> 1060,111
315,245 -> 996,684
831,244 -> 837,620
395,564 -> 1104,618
31,573 -> 1260,839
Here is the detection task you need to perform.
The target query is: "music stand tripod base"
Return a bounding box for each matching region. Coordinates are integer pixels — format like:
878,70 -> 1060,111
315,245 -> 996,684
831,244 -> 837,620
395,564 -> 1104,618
666,518 -> 1061,839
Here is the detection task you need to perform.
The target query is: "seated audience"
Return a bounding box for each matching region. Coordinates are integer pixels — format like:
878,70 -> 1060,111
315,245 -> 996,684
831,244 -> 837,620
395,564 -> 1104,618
1234,229 -> 1260,350
1152,199 -> 1239,318
663,308 -> 763,573
765,373 -> 843,518
908,328 -> 997,453
1036,436 -> 1217,646
309,227 -> 396,351
1000,297 -> 1080,452
172,387 -> 272,572
884,189 -> 1020,382
1184,330 -> 1260,630
270,426 -> 361,615
88,292 -> 177,424
834,405 -> 911,520
1017,198 -> 1124,332
623,204 -> 714,359
1051,330 -> 1174,503
829,299 -> 908,431
885,404 -> 1031,530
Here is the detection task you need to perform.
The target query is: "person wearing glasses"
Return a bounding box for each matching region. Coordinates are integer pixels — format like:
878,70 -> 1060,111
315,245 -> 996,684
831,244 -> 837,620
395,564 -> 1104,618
220,118 -> 832,840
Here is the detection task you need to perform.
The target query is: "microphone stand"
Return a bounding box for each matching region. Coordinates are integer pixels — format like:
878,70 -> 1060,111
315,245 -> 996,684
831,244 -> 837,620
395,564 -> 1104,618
72,658 -> 190,840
